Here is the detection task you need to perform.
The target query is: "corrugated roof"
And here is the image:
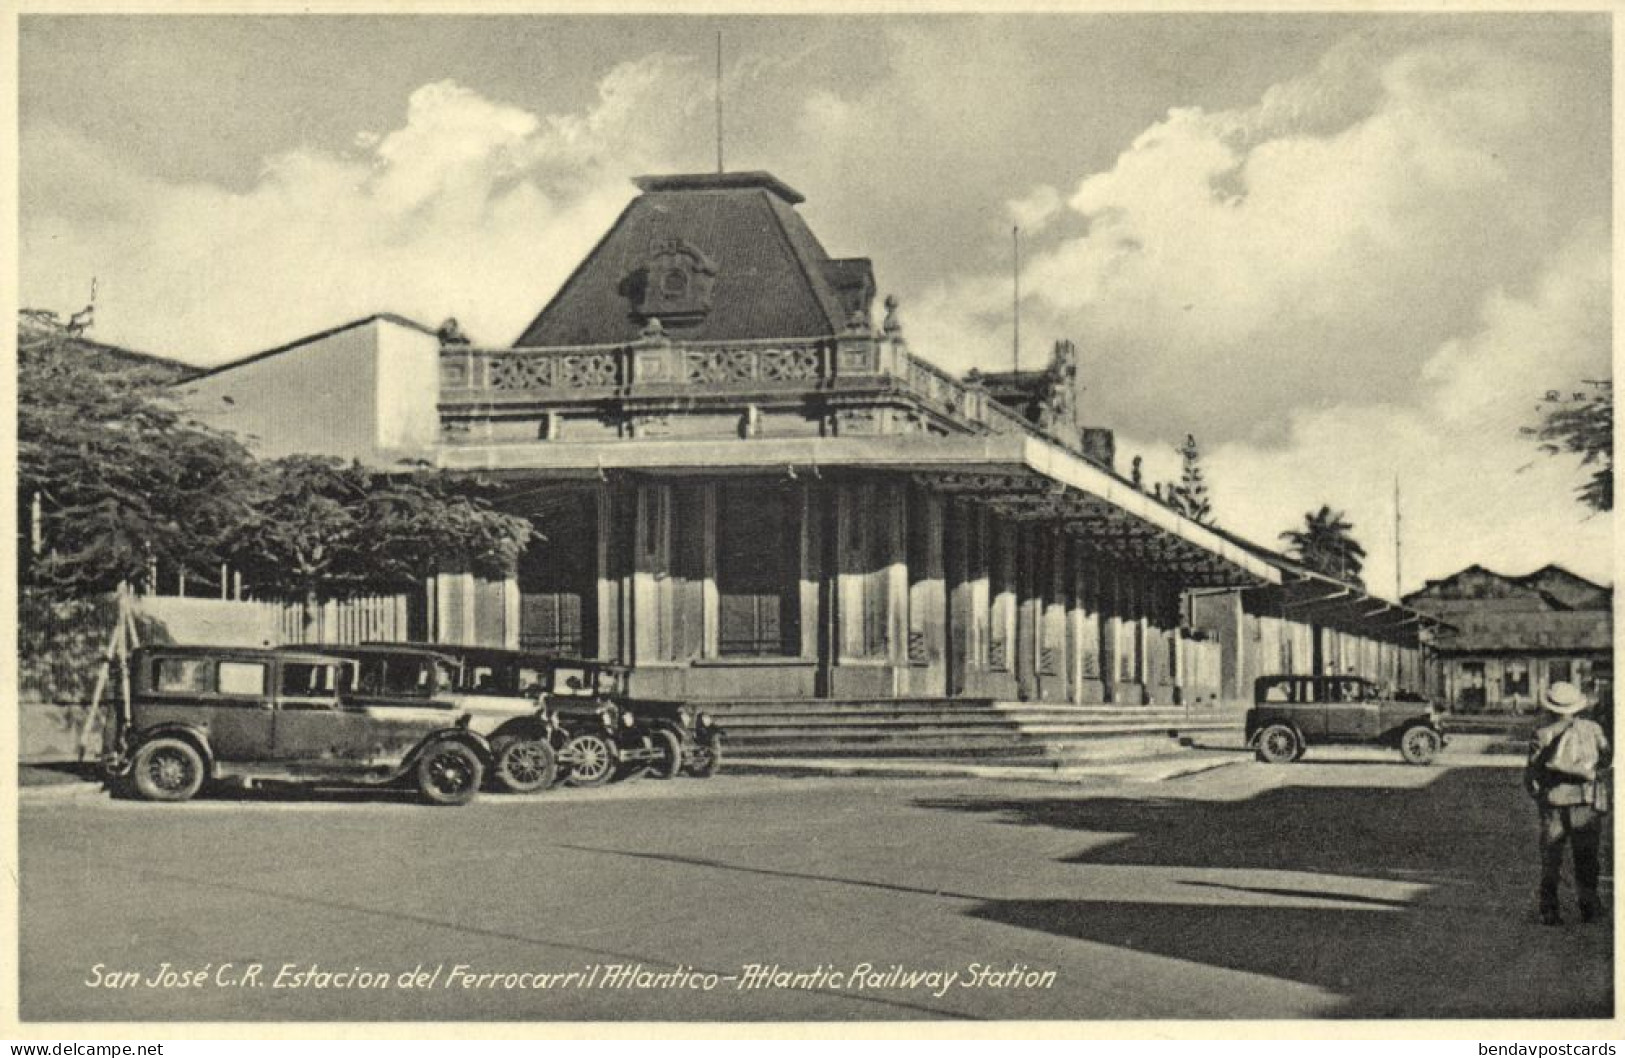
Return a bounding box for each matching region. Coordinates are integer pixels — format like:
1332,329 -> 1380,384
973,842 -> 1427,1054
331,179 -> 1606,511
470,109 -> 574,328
513,172 -> 864,347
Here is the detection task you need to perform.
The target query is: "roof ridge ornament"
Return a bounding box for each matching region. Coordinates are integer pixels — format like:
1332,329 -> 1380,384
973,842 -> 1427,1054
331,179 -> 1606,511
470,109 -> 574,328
882,294 -> 903,338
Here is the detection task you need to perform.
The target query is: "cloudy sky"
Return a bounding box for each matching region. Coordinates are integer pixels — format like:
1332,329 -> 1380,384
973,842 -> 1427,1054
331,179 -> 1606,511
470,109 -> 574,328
18,12 -> 1614,595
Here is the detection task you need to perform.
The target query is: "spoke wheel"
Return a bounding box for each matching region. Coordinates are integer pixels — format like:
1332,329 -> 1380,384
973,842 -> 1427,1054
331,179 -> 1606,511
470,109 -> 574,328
416,740 -> 483,806
651,729 -> 684,780
1400,726 -> 1441,766
131,738 -> 205,802
686,735 -> 723,778
1255,724 -> 1300,765
563,734 -> 616,788
493,736 -> 558,794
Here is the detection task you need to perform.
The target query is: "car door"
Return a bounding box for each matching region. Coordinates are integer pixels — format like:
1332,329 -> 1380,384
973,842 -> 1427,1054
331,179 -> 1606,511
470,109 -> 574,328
270,658 -> 378,775
203,657 -> 278,764
1322,678 -> 1381,741
1283,678 -> 1327,738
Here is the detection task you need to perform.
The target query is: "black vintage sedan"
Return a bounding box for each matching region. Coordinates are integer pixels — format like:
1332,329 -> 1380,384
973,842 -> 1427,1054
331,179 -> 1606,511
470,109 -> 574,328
1246,674 -> 1446,765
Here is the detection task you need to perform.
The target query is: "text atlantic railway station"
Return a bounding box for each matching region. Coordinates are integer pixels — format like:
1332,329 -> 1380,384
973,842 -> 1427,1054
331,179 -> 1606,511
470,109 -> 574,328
84,961 -> 1056,998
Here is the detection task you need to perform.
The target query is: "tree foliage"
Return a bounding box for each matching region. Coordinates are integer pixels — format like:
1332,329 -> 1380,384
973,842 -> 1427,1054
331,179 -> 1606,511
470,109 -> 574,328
1165,434 -> 1214,525
1280,505 -> 1367,587
1523,379 -> 1612,513
224,456 -> 533,627
18,320 -> 257,596
20,316 -> 534,620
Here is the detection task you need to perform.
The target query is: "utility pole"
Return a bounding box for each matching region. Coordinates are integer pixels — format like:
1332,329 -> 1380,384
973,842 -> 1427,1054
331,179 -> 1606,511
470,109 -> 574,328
1012,226 -> 1021,373
715,31 -> 724,174
1394,475 -> 1403,600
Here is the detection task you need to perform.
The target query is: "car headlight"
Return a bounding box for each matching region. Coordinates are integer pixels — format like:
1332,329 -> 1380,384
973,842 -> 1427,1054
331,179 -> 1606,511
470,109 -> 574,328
677,707 -> 692,728
598,708 -> 614,728
622,711 -> 636,728
697,711 -> 712,729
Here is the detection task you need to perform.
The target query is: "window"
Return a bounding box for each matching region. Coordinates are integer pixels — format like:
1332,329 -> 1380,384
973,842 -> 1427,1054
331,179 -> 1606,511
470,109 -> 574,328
153,657 -> 210,694
383,660 -> 432,696
217,662 -> 267,697
1503,660 -> 1530,699
281,662 -> 340,699
716,483 -> 801,657
550,666 -> 591,696
1549,659 -> 1573,685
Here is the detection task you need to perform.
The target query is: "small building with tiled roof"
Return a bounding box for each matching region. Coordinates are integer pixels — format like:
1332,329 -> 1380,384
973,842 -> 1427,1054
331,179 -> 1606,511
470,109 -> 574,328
1404,565 -> 1613,714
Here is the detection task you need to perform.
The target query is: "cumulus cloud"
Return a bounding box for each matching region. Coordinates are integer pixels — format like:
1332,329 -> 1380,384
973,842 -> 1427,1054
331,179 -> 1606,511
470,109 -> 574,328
20,57 -> 704,361
1207,221 -> 1612,591
905,36 -> 1603,441
896,31 -> 1611,590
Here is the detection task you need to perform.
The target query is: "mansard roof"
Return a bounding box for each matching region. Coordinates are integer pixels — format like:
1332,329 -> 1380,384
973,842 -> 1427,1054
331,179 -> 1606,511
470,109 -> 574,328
513,171 -> 873,347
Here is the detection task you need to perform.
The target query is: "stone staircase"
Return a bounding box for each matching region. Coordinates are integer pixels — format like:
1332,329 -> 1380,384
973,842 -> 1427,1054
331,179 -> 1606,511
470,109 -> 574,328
693,698 -> 1250,771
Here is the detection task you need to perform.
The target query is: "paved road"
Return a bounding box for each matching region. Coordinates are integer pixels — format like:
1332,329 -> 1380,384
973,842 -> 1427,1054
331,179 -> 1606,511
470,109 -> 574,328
17,751 -> 1613,1023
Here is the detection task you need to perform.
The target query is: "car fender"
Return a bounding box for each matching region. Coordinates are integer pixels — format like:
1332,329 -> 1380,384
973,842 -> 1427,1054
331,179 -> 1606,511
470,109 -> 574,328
402,727 -> 495,772
485,716 -> 556,746
122,723 -> 217,778
1247,717 -> 1306,747
1381,719 -> 1446,747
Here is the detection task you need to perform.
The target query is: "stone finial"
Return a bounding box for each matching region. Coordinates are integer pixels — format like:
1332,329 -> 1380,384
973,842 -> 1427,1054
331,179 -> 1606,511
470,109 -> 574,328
844,308 -> 871,335
640,316 -> 666,339
437,317 -> 470,346
882,295 -> 902,336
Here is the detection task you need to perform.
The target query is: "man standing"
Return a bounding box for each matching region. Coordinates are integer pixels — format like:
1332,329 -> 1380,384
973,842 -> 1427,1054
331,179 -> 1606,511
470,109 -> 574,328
1524,682 -> 1611,925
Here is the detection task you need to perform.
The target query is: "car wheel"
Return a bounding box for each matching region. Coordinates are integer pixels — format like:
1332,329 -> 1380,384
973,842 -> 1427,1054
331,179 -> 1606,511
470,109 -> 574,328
651,729 -> 684,780
1400,726 -> 1442,766
130,738 -> 205,802
492,736 -> 557,794
416,740 -> 483,806
562,734 -> 616,788
1254,724 -> 1300,764
686,735 -> 723,778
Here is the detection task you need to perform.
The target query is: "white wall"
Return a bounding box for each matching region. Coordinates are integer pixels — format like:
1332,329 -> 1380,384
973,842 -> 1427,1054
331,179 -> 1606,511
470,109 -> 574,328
178,317 -> 439,467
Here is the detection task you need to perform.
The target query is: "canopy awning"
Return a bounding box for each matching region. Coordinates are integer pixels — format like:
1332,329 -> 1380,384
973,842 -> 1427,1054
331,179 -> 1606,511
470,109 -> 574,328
437,432 -> 1280,588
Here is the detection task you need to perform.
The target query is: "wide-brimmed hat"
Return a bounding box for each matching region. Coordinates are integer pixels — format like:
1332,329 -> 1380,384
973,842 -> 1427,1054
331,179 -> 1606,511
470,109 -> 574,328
1542,681 -> 1588,716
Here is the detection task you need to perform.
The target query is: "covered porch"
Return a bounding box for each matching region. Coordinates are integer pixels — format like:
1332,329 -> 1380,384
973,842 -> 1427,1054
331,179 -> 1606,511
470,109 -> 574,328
433,433 -> 1277,703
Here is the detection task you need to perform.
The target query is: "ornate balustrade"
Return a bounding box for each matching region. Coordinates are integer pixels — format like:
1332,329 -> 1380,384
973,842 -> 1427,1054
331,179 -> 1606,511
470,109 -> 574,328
441,337 -> 841,397
440,332 -> 1077,452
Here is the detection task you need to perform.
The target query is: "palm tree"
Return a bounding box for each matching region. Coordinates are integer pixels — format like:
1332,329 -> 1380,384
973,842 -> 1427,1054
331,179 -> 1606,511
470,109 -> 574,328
1280,505 -> 1367,587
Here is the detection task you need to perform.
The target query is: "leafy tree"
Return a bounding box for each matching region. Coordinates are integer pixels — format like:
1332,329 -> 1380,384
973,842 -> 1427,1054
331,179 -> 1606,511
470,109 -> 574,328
1280,505 -> 1367,587
17,317 -> 257,597
1165,433 -> 1214,525
1523,379 -> 1612,513
225,456 -> 533,631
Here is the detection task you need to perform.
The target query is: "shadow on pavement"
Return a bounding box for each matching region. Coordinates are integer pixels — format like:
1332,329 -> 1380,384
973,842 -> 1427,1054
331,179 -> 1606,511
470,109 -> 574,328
917,766 -> 1613,1019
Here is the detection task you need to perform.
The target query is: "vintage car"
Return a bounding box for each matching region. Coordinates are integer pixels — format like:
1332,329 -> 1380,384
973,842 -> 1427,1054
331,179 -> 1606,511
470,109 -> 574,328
1246,674 -> 1447,765
299,644 -> 560,794
103,645 -> 491,805
529,655 -> 722,785
375,644 -> 722,787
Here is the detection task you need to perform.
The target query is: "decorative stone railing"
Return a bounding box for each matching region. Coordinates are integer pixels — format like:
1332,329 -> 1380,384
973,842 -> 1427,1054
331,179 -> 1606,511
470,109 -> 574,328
440,331 -> 1068,450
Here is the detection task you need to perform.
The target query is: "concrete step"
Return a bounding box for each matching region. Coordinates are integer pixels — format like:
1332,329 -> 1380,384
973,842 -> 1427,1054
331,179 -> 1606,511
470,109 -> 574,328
719,722 -> 1235,743
710,708 -> 1202,726
682,697 -> 1250,769
728,735 -> 1208,766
